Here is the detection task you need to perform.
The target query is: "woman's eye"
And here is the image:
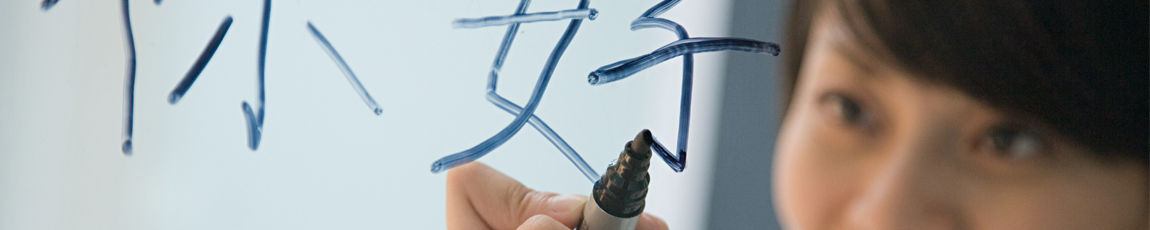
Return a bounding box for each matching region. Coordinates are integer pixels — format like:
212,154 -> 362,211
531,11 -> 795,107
822,93 -> 870,127
982,125 -> 1044,160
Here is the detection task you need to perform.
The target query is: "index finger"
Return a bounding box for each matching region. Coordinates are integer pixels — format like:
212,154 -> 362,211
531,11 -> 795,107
446,162 -> 587,230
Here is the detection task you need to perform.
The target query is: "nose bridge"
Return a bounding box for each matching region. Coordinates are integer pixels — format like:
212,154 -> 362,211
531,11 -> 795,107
845,115 -> 962,230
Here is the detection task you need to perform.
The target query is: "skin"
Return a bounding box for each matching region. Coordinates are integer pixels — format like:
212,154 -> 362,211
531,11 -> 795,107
445,162 -> 668,230
445,5 -> 1148,230
773,9 -> 1149,230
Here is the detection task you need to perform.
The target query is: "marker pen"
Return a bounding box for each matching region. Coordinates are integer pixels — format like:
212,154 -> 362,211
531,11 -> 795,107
579,130 -> 653,230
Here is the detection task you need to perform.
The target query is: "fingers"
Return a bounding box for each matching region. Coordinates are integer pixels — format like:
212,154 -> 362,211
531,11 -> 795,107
446,162 -> 588,230
517,215 -> 572,230
636,213 -> 670,230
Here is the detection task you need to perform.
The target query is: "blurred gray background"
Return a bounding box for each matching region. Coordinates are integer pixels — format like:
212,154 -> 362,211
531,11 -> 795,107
708,0 -> 787,229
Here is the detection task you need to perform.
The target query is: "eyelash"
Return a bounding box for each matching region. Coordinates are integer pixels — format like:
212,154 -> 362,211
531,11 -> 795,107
818,92 -> 1049,162
820,93 -> 875,131
981,124 -> 1046,160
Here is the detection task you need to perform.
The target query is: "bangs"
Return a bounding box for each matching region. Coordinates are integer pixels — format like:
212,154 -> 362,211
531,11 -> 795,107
785,0 -> 1149,161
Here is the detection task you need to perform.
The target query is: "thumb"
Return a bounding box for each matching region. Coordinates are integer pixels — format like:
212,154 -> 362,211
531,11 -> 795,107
518,214 -> 573,230
636,213 -> 670,230
521,193 -> 588,229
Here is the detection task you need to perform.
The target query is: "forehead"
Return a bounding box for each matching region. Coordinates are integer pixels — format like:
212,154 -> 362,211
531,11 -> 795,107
804,9 -> 891,79
798,9 -> 994,120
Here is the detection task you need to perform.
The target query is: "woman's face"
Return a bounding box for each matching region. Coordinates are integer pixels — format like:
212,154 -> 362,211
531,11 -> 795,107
773,10 -> 1148,230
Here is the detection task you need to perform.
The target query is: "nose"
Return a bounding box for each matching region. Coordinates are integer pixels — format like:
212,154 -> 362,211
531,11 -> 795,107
843,145 -> 964,230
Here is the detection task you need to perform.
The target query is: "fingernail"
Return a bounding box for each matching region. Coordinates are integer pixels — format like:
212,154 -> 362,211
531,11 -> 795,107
550,194 -> 587,214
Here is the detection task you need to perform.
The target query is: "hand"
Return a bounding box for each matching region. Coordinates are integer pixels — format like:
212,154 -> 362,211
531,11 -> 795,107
446,162 -> 669,230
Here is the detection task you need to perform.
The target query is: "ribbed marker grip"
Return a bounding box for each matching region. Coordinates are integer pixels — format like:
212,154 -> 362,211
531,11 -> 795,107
590,130 -> 653,217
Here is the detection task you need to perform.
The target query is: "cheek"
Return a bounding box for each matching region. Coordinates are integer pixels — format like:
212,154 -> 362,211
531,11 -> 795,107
774,106 -> 860,229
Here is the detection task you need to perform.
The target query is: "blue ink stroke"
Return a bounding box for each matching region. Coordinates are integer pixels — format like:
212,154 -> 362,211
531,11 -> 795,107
168,16 -> 234,104
121,0 -> 137,155
306,21 -> 384,115
241,0 -> 271,150
587,0 -> 780,172
453,8 -> 598,29
431,0 -> 593,176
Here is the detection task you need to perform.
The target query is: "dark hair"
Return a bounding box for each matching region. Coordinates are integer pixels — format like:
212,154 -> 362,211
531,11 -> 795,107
783,0 -> 1148,162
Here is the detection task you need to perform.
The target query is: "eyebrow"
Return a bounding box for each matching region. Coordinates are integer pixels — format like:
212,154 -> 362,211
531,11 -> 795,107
831,40 -> 882,76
